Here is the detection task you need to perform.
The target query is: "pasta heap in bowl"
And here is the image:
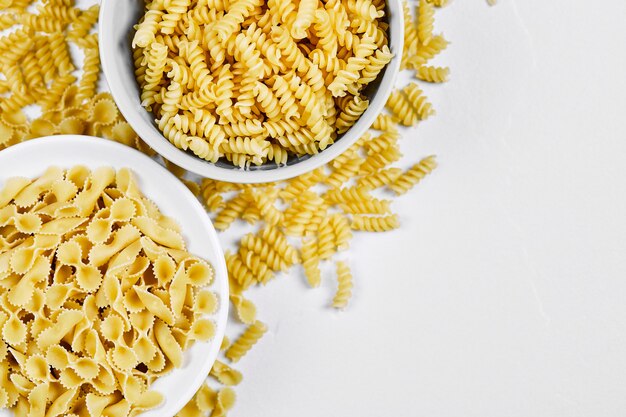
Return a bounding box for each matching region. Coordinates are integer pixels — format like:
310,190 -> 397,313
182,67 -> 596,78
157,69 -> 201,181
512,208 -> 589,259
132,0 -> 393,168
0,166 -> 218,416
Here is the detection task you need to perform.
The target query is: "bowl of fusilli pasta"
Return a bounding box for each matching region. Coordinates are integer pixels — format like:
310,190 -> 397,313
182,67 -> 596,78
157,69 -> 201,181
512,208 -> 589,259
100,0 -> 403,183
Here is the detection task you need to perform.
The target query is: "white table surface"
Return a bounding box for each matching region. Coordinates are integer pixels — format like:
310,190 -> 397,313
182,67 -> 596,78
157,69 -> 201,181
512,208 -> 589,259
17,0 -> 624,415
220,1 -> 626,416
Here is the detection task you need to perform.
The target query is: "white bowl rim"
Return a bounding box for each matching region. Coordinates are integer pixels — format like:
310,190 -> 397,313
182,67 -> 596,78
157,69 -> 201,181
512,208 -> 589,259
0,135 -> 229,417
99,0 -> 404,184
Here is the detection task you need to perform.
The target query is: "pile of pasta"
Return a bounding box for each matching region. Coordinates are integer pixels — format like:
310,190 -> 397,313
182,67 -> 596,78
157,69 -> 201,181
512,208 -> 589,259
0,0 -> 153,156
0,166 -> 218,416
0,0 -> 453,415
132,0 -> 393,167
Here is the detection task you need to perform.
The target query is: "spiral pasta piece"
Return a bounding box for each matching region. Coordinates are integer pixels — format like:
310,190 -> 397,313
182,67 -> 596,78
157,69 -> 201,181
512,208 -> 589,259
385,90 -> 419,126
300,237 -> 321,287
401,0 -> 418,67
76,47 -> 99,103
332,261 -> 353,309
403,82 -> 435,120
336,95 -> 370,134
389,155 -> 437,195
328,37 -> 377,97
291,0 -> 316,39
225,320 -> 267,363
416,65 -> 450,83
133,10 -> 163,48
357,167 -> 403,190
417,0 -> 435,45
351,214 -> 399,232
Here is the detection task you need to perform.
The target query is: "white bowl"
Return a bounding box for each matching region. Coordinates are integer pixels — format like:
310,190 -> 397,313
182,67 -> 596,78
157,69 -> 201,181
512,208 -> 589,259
99,0 -> 404,183
0,136 -> 229,417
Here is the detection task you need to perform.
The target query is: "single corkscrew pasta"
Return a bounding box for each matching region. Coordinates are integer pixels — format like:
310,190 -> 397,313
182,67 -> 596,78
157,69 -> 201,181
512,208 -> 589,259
225,320 -> 268,362
389,155 -> 438,195
332,261 -> 353,309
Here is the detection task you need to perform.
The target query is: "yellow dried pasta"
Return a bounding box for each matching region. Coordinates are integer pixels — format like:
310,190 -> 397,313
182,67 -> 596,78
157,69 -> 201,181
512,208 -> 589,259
0,0 -> 455,415
225,320 -> 267,363
132,0 -> 393,167
0,167 -> 219,416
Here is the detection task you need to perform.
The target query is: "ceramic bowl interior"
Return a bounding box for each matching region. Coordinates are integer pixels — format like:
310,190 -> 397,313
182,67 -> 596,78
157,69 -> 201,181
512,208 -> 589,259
99,0 -> 404,183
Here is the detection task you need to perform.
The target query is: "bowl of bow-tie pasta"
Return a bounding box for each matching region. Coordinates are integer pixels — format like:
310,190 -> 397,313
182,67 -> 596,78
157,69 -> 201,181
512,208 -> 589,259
99,0 -> 403,183
0,136 -> 229,417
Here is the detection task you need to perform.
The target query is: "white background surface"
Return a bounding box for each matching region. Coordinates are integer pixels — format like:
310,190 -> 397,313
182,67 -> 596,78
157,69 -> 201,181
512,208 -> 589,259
221,1 -> 626,416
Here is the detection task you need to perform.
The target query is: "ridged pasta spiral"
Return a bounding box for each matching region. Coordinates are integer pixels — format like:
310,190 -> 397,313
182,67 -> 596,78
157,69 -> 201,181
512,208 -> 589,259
160,0 -> 191,35
226,251 -> 256,289
260,225 -> 300,265
291,0 -> 317,39
329,37 -> 377,97
214,0 -> 261,42
385,90 -> 419,126
330,214 -> 352,250
403,82 -> 435,120
336,95 -> 370,134
300,237 -> 321,287
133,10 -> 163,48
402,0 -> 418,66
365,131 -> 398,154
351,214 -> 399,232
141,42 -> 169,108
239,246 -> 274,284
332,261 -> 353,309
279,168 -> 326,200
68,4 -> 99,41
410,34 -> 448,68
225,321 -> 268,363
240,232 -> 289,271
357,167 -> 403,190
416,65 -> 450,83
360,45 -> 394,85
283,191 -> 327,236
251,189 -> 282,226
76,47 -> 99,102
389,155 -> 437,195
326,153 -> 363,188
313,9 -> 338,55
214,192 -> 252,231
324,186 -> 370,205
340,197 -> 391,215
370,113 -> 399,133
359,144 -> 401,173
417,0 -> 435,45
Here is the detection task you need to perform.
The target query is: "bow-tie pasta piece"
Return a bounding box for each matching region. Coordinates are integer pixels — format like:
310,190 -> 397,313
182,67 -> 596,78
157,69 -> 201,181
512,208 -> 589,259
0,167 -> 218,416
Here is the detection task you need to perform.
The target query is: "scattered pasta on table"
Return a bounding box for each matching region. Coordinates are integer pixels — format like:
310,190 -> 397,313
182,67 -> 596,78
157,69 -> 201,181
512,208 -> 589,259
0,0 -> 455,415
